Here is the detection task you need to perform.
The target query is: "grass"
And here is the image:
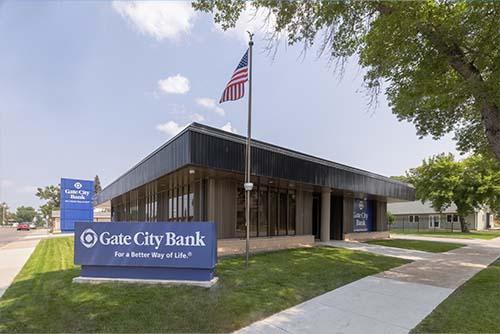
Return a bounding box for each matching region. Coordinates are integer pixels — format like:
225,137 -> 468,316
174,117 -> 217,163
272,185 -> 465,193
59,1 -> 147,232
390,229 -> 500,240
412,259 -> 500,333
0,237 -> 407,333
366,239 -> 464,253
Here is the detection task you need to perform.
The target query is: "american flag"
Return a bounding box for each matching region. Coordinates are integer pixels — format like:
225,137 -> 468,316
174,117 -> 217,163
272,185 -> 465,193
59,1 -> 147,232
220,49 -> 249,103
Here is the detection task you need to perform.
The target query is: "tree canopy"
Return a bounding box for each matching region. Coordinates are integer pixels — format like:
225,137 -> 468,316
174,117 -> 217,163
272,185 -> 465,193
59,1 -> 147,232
94,175 -> 102,195
407,153 -> 500,231
194,1 -> 500,161
36,185 -> 60,223
15,206 -> 36,223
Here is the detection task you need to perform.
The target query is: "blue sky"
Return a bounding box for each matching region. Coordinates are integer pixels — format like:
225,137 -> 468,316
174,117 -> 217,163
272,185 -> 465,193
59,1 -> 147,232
0,1 -> 457,210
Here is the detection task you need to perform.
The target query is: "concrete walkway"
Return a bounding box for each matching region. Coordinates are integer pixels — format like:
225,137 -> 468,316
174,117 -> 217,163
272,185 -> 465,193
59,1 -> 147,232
236,237 -> 500,334
0,238 -> 40,298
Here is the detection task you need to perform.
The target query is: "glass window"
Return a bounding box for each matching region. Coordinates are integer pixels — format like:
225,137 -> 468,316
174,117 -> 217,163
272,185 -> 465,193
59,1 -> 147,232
409,215 -> 414,223
415,215 -> 419,223
236,188 -> 245,238
172,190 -> 177,220
269,190 -> 278,236
168,196 -> 173,220
250,190 -> 258,237
189,191 -> 195,219
279,192 -> 287,236
453,215 -> 459,222
258,187 -> 268,237
288,192 -> 296,235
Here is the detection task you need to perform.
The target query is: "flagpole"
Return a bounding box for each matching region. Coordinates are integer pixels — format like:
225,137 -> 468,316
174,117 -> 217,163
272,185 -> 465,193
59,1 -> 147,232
244,32 -> 254,268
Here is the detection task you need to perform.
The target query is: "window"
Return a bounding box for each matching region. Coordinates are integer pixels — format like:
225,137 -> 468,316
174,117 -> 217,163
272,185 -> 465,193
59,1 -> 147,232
409,215 -> 413,223
288,192 -> 296,235
236,188 -> 245,238
429,215 -> 440,228
409,215 -> 419,223
188,191 -> 195,219
447,214 -> 459,223
258,187 -> 268,237
453,215 -> 459,222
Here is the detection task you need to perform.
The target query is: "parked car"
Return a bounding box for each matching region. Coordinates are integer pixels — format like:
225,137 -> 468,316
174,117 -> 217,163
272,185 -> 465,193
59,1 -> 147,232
17,223 -> 30,231
29,223 -> 36,229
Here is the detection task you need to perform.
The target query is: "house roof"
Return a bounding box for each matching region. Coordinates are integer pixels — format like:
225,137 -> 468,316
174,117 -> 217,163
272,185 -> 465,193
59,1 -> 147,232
388,201 -> 458,215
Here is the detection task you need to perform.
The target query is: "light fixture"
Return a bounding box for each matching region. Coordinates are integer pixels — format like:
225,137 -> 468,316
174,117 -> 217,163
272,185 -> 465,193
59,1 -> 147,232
189,169 -> 195,175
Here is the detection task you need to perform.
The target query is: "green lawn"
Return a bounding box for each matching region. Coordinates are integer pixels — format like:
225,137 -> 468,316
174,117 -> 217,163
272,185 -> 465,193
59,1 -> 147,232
366,239 -> 464,253
0,237 -> 407,333
412,259 -> 500,333
390,229 -> 500,240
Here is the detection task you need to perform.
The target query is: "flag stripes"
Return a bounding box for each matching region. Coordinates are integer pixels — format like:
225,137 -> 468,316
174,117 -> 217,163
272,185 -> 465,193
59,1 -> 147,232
220,49 -> 249,103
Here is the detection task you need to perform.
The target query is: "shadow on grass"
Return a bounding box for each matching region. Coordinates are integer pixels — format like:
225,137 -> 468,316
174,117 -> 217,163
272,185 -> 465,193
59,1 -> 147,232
0,246 -> 407,333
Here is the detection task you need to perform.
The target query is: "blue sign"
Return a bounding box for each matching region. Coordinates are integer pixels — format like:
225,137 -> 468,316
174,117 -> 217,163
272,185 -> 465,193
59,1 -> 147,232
74,221 -> 217,282
353,198 -> 373,232
60,178 -> 94,232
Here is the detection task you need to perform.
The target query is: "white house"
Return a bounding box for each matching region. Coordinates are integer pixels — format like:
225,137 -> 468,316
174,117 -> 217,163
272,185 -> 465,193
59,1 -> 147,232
388,201 -> 492,231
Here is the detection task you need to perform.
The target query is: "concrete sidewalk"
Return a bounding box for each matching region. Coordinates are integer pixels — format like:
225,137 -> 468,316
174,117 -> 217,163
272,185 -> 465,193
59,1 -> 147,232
0,237 -> 43,298
236,239 -> 500,334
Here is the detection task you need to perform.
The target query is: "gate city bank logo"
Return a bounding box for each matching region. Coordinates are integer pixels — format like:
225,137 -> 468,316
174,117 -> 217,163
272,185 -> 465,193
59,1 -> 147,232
74,182 -> 82,189
80,228 -> 98,248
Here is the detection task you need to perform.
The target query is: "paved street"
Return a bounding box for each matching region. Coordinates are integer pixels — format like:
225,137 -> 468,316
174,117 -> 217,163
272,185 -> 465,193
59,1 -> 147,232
237,236 -> 500,334
0,226 -> 49,248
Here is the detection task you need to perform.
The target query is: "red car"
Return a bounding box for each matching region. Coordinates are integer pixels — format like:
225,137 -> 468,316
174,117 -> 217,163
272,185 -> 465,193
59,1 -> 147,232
17,223 -> 30,231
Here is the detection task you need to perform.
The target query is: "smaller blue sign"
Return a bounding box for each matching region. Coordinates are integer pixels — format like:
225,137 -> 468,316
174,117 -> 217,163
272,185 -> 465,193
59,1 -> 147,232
353,198 -> 373,232
60,178 -> 94,232
74,221 -> 217,282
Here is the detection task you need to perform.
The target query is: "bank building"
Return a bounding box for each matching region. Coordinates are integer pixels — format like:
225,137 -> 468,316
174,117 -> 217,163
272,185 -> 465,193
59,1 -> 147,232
94,123 -> 414,254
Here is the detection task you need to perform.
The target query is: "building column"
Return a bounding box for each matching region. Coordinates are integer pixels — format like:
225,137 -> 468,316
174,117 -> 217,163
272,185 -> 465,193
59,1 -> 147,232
320,189 -> 331,242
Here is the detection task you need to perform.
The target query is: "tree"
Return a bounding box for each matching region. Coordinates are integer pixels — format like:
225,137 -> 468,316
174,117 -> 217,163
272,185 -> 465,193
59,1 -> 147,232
407,153 -> 500,232
94,175 -> 102,195
387,211 -> 395,226
0,202 -> 9,225
15,206 -> 36,223
36,185 -> 60,223
194,1 -> 500,161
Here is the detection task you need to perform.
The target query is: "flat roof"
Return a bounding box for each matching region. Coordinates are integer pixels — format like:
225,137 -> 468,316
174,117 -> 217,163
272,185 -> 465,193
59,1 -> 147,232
95,123 -> 415,204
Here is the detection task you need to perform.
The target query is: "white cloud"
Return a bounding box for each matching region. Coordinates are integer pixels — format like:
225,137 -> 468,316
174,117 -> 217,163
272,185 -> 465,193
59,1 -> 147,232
156,121 -> 187,139
1,179 -> 14,188
213,4 -> 277,44
158,74 -> 190,94
112,1 -> 197,41
196,97 -> 225,116
221,122 -> 237,133
190,113 -> 205,122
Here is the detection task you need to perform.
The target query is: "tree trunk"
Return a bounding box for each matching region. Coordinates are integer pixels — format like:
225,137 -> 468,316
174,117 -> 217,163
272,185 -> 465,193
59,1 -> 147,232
419,25 -> 500,161
459,216 -> 470,233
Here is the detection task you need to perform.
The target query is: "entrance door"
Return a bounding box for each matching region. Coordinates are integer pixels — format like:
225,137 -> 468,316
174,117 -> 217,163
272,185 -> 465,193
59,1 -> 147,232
312,193 -> 321,239
331,195 -> 343,240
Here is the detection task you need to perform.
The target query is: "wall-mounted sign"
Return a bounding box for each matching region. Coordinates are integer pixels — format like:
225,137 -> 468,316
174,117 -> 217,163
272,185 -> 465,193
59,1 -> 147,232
353,198 -> 373,232
74,221 -> 217,283
60,178 -> 94,232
